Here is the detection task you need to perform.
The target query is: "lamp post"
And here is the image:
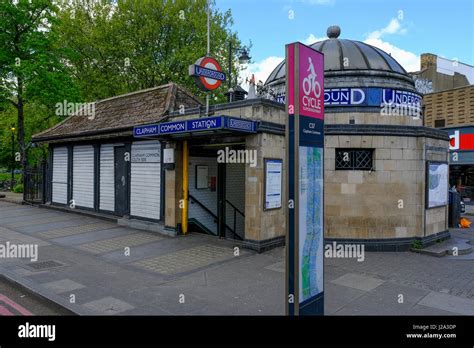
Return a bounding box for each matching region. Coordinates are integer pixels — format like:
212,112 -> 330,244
10,127 -> 15,190
227,42 -> 250,101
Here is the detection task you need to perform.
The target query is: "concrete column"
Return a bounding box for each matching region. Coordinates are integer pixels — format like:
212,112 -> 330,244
244,132 -> 286,247
164,141 -> 183,232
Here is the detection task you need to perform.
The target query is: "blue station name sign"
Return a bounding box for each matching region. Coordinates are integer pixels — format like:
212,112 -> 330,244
275,87 -> 422,109
134,116 -> 257,137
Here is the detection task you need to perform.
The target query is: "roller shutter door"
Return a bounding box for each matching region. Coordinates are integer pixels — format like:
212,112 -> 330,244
52,147 -> 68,204
99,144 -> 115,212
130,141 -> 161,220
72,145 -> 94,208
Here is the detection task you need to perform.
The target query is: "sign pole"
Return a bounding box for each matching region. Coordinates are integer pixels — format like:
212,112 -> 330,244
285,42 -> 325,315
205,0 -> 210,116
182,139 -> 189,234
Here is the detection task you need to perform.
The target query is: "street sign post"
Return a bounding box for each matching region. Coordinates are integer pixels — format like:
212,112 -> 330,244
286,42 -> 325,315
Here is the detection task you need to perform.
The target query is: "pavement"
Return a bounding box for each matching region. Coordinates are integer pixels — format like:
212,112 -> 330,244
0,276 -> 71,315
0,191 -> 23,204
0,201 -> 284,315
1,200 -> 474,315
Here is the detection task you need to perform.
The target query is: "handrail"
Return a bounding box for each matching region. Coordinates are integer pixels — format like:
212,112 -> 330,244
189,194 -> 218,221
188,194 -> 243,240
225,199 -> 245,217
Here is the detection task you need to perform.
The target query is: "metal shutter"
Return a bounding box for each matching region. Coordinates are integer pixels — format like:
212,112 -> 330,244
72,145 -> 95,208
130,141 -> 161,220
52,147 -> 68,204
99,144 -> 115,212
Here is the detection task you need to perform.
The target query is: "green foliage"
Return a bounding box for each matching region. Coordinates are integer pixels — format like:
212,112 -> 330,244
411,240 -> 423,250
0,0 -> 80,167
0,0 -> 245,168
13,182 -> 23,193
0,0 -> 80,106
0,173 -> 21,182
56,0 -> 244,102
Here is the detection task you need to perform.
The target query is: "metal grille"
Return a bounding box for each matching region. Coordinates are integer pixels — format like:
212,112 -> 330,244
24,162 -> 47,204
26,260 -> 65,270
335,149 -> 374,170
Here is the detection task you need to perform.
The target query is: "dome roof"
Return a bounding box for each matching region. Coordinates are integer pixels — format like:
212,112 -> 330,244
265,25 -> 408,86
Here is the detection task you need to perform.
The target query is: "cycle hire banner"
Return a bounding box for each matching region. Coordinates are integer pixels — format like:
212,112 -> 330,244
286,42 -> 324,316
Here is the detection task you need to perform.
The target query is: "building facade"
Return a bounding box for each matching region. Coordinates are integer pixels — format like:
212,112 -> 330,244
410,53 -> 474,95
33,83 -> 288,252
264,26 -> 450,250
33,26 -> 451,252
422,84 -> 474,199
424,85 -> 474,128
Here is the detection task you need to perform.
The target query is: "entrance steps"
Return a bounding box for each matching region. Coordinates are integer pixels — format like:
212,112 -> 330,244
412,236 -> 472,257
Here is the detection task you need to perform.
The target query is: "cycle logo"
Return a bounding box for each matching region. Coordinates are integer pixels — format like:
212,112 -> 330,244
300,54 -> 323,117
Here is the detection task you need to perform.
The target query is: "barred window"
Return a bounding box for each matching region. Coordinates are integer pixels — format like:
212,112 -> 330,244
335,148 -> 374,170
434,119 -> 445,128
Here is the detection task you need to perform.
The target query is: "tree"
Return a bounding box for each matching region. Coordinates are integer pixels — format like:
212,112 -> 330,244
0,0 -> 79,171
56,0 -> 246,102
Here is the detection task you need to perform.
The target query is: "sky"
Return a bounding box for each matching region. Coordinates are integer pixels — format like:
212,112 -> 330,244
215,0 -> 474,87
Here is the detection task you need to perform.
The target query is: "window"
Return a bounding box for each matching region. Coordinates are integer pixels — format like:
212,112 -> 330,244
335,148 -> 374,170
434,119 -> 445,128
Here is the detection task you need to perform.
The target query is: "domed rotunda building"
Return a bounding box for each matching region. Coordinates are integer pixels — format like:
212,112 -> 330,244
265,26 -> 450,250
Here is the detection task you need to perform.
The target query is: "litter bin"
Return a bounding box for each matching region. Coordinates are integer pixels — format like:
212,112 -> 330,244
448,189 -> 461,227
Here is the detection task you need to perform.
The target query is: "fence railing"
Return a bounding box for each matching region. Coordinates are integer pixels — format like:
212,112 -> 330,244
23,163 -> 46,204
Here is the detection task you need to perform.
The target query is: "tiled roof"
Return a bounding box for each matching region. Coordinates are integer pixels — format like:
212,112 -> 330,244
33,83 -> 202,142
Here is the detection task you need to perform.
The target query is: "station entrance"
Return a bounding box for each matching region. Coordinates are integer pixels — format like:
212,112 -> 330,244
186,138 -> 246,240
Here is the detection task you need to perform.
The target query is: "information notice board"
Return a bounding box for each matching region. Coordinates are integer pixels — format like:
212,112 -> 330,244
286,42 -> 324,315
264,159 -> 283,210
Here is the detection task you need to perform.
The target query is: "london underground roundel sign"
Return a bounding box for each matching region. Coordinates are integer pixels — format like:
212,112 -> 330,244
189,56 -> 226,92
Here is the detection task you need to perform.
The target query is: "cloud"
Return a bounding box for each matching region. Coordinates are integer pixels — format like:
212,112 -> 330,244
238,56 -> 284,90
364,38 -> 419,72
237,16 -> 420,94
364,17 -> 419,72
367,18 -> 403,39
303,33 -> 326,45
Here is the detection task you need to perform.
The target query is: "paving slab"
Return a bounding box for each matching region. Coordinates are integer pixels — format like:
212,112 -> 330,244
331,273 -> 385,292
324,282 -> 366,315
78,232 -> 162,254
38,222 -> 116,239
133,244 -> 236,276
51,227 -> 133,246
417,291 -> 474,315
42,279 -> 85,294
0,226 -> 50,247
367,281 -> 430,305
3,212 -> 66,226
82,296 -> 135,315
18,219 -> 98,234
2,201 -> 474,316
264,261 -> 285,273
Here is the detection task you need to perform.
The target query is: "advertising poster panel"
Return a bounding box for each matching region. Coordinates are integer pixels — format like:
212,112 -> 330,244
427,162 -> 448,208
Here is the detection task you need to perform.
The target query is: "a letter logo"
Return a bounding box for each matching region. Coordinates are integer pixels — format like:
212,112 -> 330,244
450,130 -> 459,150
